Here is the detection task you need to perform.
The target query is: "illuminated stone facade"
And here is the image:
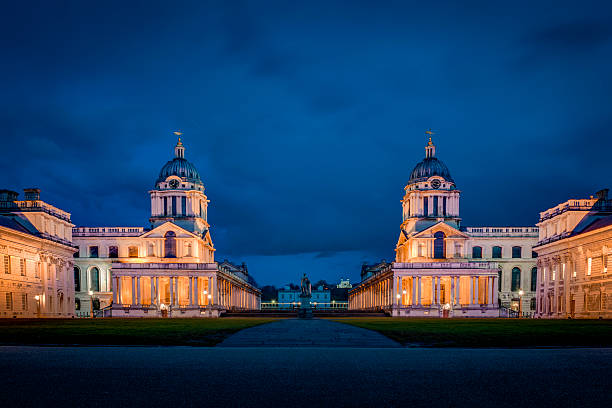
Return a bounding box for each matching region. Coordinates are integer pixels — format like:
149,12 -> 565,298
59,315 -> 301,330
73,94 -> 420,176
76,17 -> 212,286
73,138 -> 260,317
349,137 -> 538,317
534,189 -> 612,318
0,189 -> 76,318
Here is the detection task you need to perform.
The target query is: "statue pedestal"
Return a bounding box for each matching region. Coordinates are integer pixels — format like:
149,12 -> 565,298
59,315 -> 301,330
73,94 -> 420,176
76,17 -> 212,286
298,294 -> 313,319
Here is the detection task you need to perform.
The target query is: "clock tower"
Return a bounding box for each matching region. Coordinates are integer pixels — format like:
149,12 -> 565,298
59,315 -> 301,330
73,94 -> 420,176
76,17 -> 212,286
149,136 -> 210,236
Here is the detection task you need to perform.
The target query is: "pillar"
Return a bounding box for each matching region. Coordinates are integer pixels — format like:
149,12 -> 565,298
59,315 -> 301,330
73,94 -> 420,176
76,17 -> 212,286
174,277 -> 179,306
155,277 -> 160,305
417,277 -> 421,306
131,276 -> 136,306
412,276 -> 417,306
493,276 -> 499,306
150,277 -> 155,306
431,276 -> 435,306
208,276 -> 213,305
450,277 -> 455,306
136,276 -> 141,305
469,276 -> 474,305
169,276 -> 174,306
455,276 -> 460,306
194,277 -> 199,307
436,277 -> 441,305
474,277 -> 479,305
189,277 -> 193,306
112,276 -> 118,304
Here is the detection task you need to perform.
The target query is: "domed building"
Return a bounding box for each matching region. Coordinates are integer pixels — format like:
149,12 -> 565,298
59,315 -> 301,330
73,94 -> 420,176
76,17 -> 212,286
350,134 -> 538,317
72,136 -> 260,318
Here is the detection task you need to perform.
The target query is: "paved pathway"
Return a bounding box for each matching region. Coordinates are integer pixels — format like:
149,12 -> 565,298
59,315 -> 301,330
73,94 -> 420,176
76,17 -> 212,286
217,318 -> 400,347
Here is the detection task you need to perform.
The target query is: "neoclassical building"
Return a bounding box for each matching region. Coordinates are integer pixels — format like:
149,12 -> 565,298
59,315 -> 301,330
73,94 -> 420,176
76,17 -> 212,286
74,137 -> 260,317
534,189 -> 612,318
349,136 -> 538,317
0,188 -> 76,318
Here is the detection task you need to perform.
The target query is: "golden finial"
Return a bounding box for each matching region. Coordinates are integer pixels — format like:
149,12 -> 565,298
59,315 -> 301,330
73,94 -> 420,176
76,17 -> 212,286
425,129 -> 434,145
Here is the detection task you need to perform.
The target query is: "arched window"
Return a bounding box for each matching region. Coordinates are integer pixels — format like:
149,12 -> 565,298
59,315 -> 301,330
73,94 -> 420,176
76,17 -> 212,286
511,267 -> 521,292
531,267 -> 537,291
492,246 -> 502,259
128,246 -> 138,258
90,267 -> 100,292
74,267 -> 81,292
472,246 -> 482,259
512,246 -> 522,258
108,246 -> 118,258
433,232 -> 445,259
165,231 -> 177,258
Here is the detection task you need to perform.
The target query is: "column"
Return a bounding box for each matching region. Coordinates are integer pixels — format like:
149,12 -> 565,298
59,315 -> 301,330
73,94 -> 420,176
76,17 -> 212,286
174,277 -> 179,306
131,276 -> 136,306
150,277 -> 155,306
208,276 -> 213,305
493,276 -> 499,306
155,277 -> 160,305
436,277 -> 441,305
189,277 -> 193,306
455,276 -> 461,306
169,276 -> 174,306
450,277 -> 455,306
194,277 -> 199,307
112,276 -> 118,304
392,276 -> 398,307
469,277 -> 474,305
431,277 -> 435,306
488,276 -> 494,306
417,277 -> 421,305
474,277 -> 479,305
411,276 -> 417,306
136,276 -> 141,305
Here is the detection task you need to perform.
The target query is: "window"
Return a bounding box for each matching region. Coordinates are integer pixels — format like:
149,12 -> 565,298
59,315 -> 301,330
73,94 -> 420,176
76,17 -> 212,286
171,196 -> 177,216
3,255 -> 10,274
5,292 -> 13,310
472,246 -> 482,259
511,267 -> 521,292
19,259 -> 25,276
181,196 -> 187,215
74,267 -> 81,292
108,246 -> 118,258
423,197 -> 428,216
90,267 -> 100,292
604,255 -> 608,274
165,231 -> 177,258
128,246 -> 138,258
552,267 -> 555,281
587,257 -> 592,276
530,267 -> 537,292
442,197 -> 447,216
530,297 -> 536,311
164,197 -> 168,216
75,298 -> 81,311
21,294 -> 27,311
89,246 -> 99,258
532,251 -> 537,258
432,196 -> 439,217
498,269 -> 502,291
185,243 -> 192,257
148,243 -> 155,257
492,246 -> 502,259
74,249 -> 79,258
433,231 -> 445,259
512,246 -> 522,258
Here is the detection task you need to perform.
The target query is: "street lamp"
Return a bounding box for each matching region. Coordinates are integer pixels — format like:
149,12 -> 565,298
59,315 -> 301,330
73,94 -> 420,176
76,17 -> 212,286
88,290 -> 94,318
518,289 -> 525,318
34,295 -> 40,317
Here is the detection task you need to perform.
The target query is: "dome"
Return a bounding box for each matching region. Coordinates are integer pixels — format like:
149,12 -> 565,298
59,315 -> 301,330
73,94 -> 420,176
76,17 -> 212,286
408,136 -> 454,184
155,157 -> 202,185
409,157 -> 454,183
155,137 -> 203,186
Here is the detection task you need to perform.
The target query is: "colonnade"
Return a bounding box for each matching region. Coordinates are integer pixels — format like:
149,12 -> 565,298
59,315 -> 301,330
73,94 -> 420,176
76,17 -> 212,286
112,274 -> 259,310
349,274 -> 498,310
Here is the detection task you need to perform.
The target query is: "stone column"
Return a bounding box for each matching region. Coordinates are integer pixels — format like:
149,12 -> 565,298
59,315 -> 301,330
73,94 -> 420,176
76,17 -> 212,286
174,277 -> 179,306
135,276 -> 140,305
431,277 -> 435,306
169,276 -> 174,306
131,276 -> 136,306
450,277 -> 455,306
194,277 -> 199,307
392,276 -> 398,307
150,277 -> 155,306
417,277 -> 421,306
455,276 -> 460,306
493,276 -> 499,306
112,276 -> 118,304
411,276 -> 417,306
208,276 -> 213,305
436,277 -> 441,305
469,277 -> 474,305
189,277 -> 193,306
155,277 -> 160,305
488,276 -> 494,306
474,277 -> 479,305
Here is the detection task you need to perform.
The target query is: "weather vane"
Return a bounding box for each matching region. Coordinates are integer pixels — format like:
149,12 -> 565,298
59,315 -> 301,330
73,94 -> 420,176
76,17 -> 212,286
173,131 -> 183,143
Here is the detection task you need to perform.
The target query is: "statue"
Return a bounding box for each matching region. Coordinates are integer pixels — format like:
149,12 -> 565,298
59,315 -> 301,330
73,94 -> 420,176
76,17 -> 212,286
298,273 -> 313,319
300,273 -> 311,297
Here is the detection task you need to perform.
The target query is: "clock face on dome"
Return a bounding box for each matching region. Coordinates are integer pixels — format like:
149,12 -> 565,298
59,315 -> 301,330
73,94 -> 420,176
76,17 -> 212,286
431,179 -> 441,189
169,179 -> 180,189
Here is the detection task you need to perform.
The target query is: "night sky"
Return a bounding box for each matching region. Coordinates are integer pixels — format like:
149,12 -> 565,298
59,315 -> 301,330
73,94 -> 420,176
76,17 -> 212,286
2,1 -> 611,286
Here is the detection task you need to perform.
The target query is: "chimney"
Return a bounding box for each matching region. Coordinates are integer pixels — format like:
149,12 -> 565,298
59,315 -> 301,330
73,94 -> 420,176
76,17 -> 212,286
0,190 -> 18,203
596,189 -> 609,201
24,188 -> 40,201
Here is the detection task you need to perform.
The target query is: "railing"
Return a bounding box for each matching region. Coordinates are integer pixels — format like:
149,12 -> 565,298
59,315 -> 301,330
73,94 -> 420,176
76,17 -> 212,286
73,226 -> 145,236
0,200 -> 71,221
539,199 -> 612,221
393,261 -> 498,269
261,301 -> 348,310
464,226 -> 539,237
111,262 -> 218,270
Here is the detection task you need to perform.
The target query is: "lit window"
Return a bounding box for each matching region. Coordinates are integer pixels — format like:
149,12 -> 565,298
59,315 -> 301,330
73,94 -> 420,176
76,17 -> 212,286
128,246 -> 138,258
552,267 -> 555,281
562,263 -> 565,279
587,258 -> 592,276
604,255 -> 608,274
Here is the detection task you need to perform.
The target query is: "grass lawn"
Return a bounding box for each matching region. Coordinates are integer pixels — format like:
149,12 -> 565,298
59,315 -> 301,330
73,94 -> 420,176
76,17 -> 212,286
330,318 -> 612,347
0,318 -> 278,347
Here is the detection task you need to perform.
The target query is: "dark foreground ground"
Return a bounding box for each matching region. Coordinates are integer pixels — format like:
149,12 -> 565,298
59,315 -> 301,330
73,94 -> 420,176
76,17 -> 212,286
1,346 -> 611,407
332,317 -> 612,347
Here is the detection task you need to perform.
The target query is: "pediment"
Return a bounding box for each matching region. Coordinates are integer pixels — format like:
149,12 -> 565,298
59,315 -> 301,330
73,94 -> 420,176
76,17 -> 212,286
141,221 -> 199,239
413,221 -> 469,239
